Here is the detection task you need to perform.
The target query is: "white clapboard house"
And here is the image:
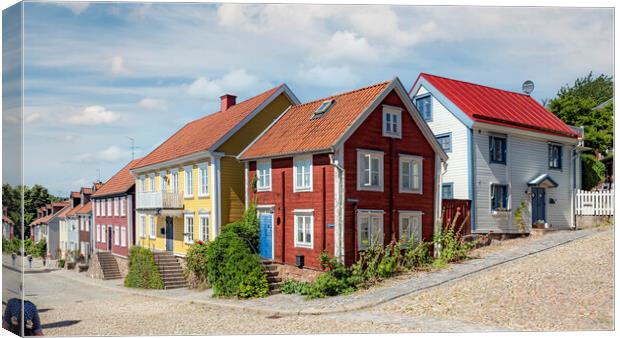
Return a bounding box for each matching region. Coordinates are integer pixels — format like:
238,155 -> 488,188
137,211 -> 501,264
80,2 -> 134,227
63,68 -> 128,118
409,73 -> 583,233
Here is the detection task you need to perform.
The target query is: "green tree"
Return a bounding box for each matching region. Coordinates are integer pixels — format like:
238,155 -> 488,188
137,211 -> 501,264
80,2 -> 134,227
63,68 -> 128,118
547,72 -> 614,154
2,184 -> 62,238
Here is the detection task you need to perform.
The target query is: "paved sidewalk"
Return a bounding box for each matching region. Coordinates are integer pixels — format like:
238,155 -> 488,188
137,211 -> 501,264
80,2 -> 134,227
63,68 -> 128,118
2,254 -> 59,274
53,227 -> 603,316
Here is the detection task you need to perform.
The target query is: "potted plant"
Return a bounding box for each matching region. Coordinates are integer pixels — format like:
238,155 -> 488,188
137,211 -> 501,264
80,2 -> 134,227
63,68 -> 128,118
533,219 -> 545,229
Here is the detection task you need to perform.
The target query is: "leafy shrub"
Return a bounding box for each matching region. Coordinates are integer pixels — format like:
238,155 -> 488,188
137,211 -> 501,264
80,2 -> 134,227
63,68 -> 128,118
58,259 -> 65,268
2,238 -> 21,254
185,240 -> 210,289
124,246 -> 164,289
221,204 -> 259,253
281,280 -> 312,295
306,273 -> 356,299
29,240 -> 46,258
434,211 -> 474,264
582,153 -> 606,190
402,239 -> 432,269
514,200 -> 527,233
206,231 -> 268,298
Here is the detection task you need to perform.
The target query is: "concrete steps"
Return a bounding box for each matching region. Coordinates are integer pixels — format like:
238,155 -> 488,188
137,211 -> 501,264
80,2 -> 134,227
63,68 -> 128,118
96,252 -> 122,280
262,260 -> 283,295
153,252 -> 188,289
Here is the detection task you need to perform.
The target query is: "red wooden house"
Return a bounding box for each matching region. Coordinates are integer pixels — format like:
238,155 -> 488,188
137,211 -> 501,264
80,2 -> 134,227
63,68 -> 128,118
239,78 -> 448,272
92,158 -> 142,260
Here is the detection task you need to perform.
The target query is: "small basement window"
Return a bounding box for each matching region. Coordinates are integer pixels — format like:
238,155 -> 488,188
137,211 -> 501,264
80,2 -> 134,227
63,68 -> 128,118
312,99 -> 335,118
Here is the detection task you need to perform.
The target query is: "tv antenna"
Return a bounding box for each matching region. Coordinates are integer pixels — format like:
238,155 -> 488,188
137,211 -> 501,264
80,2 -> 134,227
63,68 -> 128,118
127,137 -> 135,160
522,80 -> 535,95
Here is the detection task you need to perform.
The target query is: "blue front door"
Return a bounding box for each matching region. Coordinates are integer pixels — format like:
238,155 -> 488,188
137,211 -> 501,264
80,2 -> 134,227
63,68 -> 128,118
531,187 -> 546,224
259,212 -> 273,260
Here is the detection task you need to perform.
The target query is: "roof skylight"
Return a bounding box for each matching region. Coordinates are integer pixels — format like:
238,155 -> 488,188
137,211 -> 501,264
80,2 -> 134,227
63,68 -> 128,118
312,99 -> 335,118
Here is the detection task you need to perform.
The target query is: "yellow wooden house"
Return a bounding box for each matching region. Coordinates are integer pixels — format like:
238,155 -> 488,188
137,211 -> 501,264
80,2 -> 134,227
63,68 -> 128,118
130,85 -> 298,256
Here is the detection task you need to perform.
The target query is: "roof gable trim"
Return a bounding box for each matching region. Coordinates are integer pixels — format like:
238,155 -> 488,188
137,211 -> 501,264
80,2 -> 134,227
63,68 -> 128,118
409,76 -> 474,128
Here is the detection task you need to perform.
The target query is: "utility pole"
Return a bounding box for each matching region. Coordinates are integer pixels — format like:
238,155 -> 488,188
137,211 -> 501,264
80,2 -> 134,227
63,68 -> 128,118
127,137 -> 135,160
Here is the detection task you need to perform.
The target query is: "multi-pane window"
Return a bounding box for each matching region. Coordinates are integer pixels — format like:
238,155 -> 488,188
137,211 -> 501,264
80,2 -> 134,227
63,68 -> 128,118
399,155 -> 422,193
415,95 -> 432,121
491,184 -> 509,211
114,226 -> 120,246
489,136 -> 507,164
358,210 -> 384,250
113,198 -> 119,216
160,171 -> 167,192
101,226 -> 106,243
199,214 -> 209,242
150,174 -> 156,192
357,150 -> 384,191
399,211 -> 422,244
149,215 -> 156,239
184,214 -> 194,244
120,197 -> 126,216
256,160 -> 272,191
184,167 -> 194,198
548,144 -> 562,169
121,227 -> 126,247
100,200 -> 105,217
140,175 -> 146,192
198,164 -> 209,197
442,183 -> 454,199
293,156 -> 312,192
96,200 -> 100,216
294,211 -> 314,248
96,224 -> 100,242
383,106 -> 402,138
140,214 -> 146,238
436,133 -> 452,153
171,170 -> 179,193
107,198 -> 112,216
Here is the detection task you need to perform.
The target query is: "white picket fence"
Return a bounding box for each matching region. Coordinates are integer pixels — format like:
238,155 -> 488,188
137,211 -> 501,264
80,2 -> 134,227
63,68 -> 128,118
575,189 -> 615,216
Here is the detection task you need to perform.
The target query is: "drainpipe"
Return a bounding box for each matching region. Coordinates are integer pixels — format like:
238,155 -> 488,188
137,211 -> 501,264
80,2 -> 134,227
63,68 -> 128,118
329,150 -> 345,263
322,166 -> 327,252
281,170 -> 286,264
434,155 -> 448,258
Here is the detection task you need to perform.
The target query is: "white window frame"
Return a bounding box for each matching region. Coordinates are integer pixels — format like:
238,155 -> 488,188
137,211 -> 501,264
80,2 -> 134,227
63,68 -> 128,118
120,196 -> 126,216
113,197 -> 119,216
399,154 -> 423,194
184,166 -> 194,198
184,214 -> 194,244
382,105 -> 402,138
198,163 -> 209,197
100,200 -> 105,217
357,149 -> 384,192
107,198 -> 112,216
114,226 -> 120,246
199,213 -> 209,242
256,159 -> 272,192
293,155 -> 313,192
96,224 -> 100,242
160,171 -> 167,192
293,210 -> 314,248
102,226 -> 106,243
171,170 -> 179,194
121,226 -> 127,247
399,211 -> 423,245
149,215 -> 156,239
96,200 -> 100,216
357,210 -> 384,250
140,214 -> 146,238
140,175 -> 146,193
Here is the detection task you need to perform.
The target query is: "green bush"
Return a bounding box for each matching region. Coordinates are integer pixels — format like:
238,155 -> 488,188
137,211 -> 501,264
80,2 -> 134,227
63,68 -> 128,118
206,231 -> 268,298
185,241 -> 210,289
281,280 -> 312,295
2,238 -> 21,254
29,240 -> 46,258
402,239 -> 432,269
124,246 -> 164,289
222,204 -> 259,253
58,259 -> 65,268
582,153 -> 606,190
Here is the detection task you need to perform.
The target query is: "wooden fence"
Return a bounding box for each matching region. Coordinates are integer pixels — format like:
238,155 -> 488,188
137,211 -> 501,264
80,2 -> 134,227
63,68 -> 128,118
442,199 -> 471,235
575,189 -> 615,216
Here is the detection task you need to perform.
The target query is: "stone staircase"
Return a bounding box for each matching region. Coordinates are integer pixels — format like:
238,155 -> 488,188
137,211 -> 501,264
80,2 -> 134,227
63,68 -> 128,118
97,251 -> 122,280
153,251 -> 188,289
262,260 -> 283,295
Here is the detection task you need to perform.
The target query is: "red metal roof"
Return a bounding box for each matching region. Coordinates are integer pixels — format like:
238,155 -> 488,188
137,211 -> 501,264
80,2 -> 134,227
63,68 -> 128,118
92,158 -> 143,198
133,85 -> 286,169
412,73 -> 578,138
239,81 -> 391,159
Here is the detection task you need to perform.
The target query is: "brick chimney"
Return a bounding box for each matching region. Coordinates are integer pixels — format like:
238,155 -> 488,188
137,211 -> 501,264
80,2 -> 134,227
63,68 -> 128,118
220,94 -> 237,112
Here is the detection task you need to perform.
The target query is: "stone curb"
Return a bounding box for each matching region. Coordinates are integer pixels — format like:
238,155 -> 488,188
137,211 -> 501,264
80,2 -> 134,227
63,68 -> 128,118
51,228 -> 604,317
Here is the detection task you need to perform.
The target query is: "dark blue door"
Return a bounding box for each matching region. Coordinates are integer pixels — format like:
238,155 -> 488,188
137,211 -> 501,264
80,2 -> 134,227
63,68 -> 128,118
259,212 -> 273,260
531,188 -> 546,224
165,217 -> 174,251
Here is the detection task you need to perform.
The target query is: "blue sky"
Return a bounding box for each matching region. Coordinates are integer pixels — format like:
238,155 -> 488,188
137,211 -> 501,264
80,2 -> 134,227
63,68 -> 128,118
6,2 -> 614,196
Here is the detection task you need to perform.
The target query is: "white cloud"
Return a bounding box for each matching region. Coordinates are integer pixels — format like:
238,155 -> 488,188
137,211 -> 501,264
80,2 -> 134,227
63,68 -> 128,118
66,105 -> 121,125
313,31 -> 379,64
139,97 -> 167,110
297,65 -> 359,89
110,56 -> 127,75
24,112 -> 41,124
186,69 -> 270,98
55,2 -> 90,15
77,145 -> 131,163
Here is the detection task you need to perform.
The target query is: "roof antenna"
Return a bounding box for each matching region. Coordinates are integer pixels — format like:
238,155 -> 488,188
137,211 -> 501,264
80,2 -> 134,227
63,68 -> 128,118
522,80 -> 535,95
127,137 -> 135,160
97,168 -> 101,181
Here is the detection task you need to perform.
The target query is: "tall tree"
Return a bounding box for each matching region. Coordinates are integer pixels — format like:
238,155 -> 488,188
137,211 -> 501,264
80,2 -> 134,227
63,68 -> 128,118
2,184 -> 62,238
547,72 -> 614,154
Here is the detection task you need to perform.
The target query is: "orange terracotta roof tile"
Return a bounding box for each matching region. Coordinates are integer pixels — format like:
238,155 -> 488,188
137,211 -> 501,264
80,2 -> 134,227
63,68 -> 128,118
75,201 -> 92,215
133,85 -> 285,169
70,191 -> 80,198
65,205 -> 82,217
240,81 -> 391,159
53,205 -> 73,220
92,158 -> 143,198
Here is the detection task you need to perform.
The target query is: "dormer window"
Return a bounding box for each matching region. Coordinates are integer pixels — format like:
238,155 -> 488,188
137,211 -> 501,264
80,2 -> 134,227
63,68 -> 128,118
312,99 -> 335,118
382,105 -> 402,138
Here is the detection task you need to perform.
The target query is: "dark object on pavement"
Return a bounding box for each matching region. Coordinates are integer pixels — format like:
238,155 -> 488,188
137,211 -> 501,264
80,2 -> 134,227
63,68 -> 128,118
2,298 -> 44,336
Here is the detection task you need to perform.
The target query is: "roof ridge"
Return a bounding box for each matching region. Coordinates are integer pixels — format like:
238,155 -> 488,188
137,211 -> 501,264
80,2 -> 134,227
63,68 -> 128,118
294,80 -> 391,108
421,73 -> 530,97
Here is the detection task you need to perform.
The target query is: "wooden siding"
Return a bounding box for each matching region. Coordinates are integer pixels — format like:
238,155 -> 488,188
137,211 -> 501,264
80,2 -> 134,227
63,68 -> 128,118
248,154 -> 336,270
415,86 -> 471,199
220,157 -> 245,226
343,90 -> 437,266
473,127 -> 574,233
93,195 -> 133,258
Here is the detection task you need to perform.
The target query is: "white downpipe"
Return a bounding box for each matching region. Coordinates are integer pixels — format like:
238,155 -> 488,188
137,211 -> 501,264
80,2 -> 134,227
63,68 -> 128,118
434,154 -> 448,258
329,148 -> 345,264
244,161 -> 249,210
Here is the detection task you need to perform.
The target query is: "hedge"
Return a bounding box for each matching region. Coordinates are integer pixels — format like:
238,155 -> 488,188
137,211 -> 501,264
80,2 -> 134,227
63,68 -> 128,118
124,246 -> 164,289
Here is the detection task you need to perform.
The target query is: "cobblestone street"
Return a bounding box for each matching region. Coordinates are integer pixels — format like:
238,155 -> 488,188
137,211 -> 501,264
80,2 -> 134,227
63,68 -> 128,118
8,227 -> 613,335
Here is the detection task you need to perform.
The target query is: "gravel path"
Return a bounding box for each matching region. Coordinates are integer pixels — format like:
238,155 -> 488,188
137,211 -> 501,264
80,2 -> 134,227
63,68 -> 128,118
375,228 -> 614,331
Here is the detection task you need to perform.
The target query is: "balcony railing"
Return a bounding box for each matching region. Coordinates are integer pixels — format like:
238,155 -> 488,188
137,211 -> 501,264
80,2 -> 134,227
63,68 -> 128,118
136,191 -> 183,210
